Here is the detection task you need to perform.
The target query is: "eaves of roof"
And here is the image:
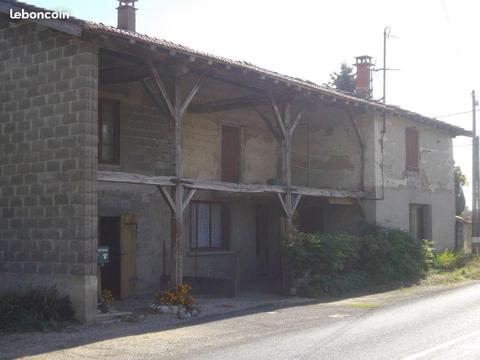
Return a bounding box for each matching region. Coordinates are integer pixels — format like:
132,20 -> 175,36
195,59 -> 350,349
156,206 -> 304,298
0,0 -> 472,137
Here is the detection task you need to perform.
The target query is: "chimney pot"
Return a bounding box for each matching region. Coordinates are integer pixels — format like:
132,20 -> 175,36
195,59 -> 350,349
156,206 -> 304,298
354,55 -> 373,99
117,0 -> 137,32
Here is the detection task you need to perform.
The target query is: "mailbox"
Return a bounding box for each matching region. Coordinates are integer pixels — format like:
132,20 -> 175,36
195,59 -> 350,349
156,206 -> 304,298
97,246 -> 109,266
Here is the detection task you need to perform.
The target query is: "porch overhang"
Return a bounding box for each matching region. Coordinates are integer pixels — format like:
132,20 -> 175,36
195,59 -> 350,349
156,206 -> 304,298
97,171 -> 364,199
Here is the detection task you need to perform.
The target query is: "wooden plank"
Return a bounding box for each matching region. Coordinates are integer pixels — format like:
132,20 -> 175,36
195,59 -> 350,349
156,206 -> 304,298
182,178 -> 285,194
293,186 -> 364,198
97,171 -> 175,186
146,59 -> 175,118
120,214 -> 137,299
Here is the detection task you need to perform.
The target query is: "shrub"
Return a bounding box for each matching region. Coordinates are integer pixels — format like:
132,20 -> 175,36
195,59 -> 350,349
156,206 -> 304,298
359,226 -> 426,283
288,225 -> 430,296
0,285 -> 74,333
434,250 -> 467,271
285,232 -> 360,279
156,284 -> 195,308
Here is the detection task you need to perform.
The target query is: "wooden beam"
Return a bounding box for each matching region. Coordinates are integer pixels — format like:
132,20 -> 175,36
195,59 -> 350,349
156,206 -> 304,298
276,193 -> 289,216
182,178 -> 284,193
180,73 -> 205,116
97,171 -> 175,186
290,111 -> 303,136
158,186 -> 176,213
182,189 -> 196,213
269,93 -> 286,138
292,193 -> 302,213
146,59 -> 175,118
140,80 -> 172,131
255,108 -> 282,142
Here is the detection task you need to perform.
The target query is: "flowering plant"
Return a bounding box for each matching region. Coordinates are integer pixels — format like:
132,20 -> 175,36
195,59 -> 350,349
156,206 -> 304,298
156,284 -> 195,308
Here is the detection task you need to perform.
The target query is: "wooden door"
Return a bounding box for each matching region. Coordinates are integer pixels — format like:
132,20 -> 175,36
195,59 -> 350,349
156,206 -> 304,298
120,214 -> 137,299
221,126 -> 240,183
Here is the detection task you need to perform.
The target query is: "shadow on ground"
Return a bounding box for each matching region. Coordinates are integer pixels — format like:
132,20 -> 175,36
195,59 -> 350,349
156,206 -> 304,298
0,282 -> 420,360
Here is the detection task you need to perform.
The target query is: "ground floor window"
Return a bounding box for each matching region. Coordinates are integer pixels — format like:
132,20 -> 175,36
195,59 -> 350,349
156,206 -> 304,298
409,204 -> 431,240
190,202 -> 229,250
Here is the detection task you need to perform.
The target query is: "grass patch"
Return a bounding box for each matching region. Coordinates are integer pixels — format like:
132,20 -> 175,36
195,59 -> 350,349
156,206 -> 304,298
346,302 -> 379,310
421,256 -> 480,286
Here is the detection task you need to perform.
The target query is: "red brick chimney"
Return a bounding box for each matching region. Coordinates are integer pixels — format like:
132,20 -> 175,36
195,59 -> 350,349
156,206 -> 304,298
117,0 -> 138,32
354,55 -> 373,99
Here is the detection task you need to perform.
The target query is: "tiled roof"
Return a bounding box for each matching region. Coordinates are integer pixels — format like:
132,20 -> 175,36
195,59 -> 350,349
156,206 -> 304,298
1,0 -> 472,136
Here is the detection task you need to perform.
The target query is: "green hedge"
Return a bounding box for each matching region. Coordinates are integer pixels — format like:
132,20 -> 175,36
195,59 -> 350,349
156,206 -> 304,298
286,226 -> 429,296
0,285 -> 74,333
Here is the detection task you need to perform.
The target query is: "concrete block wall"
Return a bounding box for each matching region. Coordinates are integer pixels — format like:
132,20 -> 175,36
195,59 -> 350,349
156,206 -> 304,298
0,17 -> 98,322
99,82 -> 173,176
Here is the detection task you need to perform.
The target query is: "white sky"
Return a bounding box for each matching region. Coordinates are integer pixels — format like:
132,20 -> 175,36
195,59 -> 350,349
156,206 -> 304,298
31,0 -> 478,204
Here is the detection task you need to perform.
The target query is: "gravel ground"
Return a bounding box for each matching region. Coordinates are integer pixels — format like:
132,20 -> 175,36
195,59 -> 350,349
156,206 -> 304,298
0,291 -> 313,360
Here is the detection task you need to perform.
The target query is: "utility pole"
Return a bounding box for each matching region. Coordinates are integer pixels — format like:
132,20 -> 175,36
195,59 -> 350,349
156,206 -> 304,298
472,90 -> 480,253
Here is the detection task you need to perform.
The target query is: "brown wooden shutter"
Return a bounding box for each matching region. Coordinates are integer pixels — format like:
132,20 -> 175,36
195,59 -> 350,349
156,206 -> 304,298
405,127 -> 419,171
221,126 -> 240,182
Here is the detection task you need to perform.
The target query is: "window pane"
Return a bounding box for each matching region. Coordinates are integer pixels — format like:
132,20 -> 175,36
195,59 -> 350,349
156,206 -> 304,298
197,203 -> 210,248
211,204 -> 222,248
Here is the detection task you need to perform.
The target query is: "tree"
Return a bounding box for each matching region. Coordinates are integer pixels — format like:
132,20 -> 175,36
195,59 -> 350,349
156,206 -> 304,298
328,63 -> 356,93
455,166 -> 467,216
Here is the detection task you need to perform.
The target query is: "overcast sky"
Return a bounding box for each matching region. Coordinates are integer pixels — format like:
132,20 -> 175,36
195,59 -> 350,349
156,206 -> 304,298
30,0 -> 478,205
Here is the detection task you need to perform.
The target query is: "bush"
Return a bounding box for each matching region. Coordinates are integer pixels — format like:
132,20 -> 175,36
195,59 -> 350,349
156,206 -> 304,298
288,226 -> 429,296
359,226 -> 426,283
285,232 -> 360,279
0,285 -> 74,333
434,250 -> 467,271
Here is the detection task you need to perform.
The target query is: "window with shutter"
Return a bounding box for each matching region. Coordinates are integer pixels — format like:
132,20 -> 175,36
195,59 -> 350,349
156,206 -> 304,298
405,127 -> 419,172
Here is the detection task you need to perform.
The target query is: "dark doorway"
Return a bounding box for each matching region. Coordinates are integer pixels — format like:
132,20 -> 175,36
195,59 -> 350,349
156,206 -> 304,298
221,125 -> 240,183
298,205 -> 325,233
99,216 -> 121,299
256,205 -> 269,278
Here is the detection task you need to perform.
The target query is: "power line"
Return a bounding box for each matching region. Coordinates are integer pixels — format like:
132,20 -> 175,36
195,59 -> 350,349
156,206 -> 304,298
434,109 -> 479,118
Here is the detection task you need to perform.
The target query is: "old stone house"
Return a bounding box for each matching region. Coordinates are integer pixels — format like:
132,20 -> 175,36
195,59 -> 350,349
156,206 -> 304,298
0,0 -> 471,322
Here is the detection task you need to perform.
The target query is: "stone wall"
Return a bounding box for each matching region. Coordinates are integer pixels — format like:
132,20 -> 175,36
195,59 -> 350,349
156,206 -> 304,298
0,17 -> 98,322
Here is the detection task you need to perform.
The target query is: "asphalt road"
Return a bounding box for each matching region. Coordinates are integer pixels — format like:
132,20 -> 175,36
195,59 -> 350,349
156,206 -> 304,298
173,283 -> 480,360
2,282 -> 480,359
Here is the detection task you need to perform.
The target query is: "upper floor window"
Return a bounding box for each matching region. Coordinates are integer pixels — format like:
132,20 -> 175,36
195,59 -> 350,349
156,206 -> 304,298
98,99 -> 120,164
405,127 -> 419,172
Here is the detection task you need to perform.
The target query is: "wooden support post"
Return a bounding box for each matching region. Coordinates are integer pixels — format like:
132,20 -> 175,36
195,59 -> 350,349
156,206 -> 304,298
147,61 -> 204,287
